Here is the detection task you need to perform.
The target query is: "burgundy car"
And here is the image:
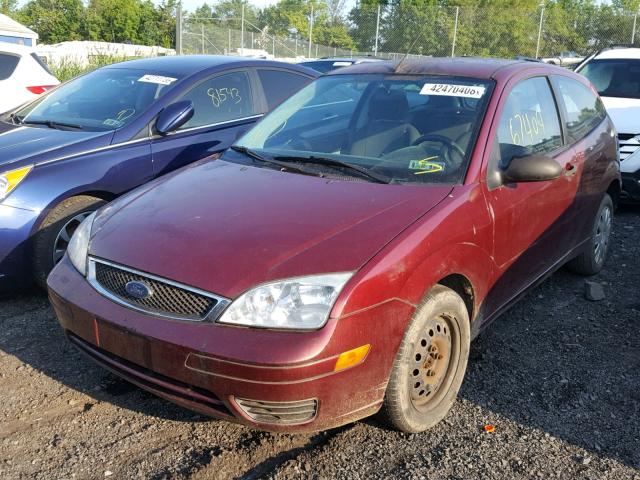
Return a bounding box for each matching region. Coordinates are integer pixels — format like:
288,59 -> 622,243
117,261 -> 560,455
48,58 -> 620,433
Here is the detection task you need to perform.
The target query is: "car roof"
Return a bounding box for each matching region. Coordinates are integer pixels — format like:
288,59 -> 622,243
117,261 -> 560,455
0,42 -> 35,55
107,55 -> 317,77
593,47 -> 640,60
326,57 -> 538,80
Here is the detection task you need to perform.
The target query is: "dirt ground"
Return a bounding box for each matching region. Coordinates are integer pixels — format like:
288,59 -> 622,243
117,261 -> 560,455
1,207 -> 639,480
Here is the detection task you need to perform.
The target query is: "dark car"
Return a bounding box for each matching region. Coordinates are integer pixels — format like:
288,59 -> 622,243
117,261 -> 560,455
299,56 -> 383,73
0,55 -> 316,289
49,58 -> 620,433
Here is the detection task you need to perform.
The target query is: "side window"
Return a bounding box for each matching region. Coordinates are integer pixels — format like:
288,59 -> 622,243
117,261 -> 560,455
488,77 -> 563,188
178,71 -> 255,130
0,54 -> 20,80
258,69 -> 311,110
553,75 -> 606,142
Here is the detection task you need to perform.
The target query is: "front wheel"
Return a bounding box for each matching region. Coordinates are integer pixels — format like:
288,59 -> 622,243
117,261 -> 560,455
32,195 -> 106,289
379,285 -> 470,433
566,193 -> 613,276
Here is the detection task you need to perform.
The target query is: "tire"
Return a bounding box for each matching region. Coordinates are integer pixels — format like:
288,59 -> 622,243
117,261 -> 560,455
32,195 -> 106,289
566,193 -> 613,276
379,285 -> 471,433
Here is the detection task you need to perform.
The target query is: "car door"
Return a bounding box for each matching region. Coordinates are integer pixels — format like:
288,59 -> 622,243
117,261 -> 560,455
482,75 -> 577,313
150,69 -> 262,178
550,74 -> 613,247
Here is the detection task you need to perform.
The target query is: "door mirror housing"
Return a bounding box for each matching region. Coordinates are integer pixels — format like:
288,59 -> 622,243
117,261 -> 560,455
155,101 -> 195,135
501,154 -> 563,183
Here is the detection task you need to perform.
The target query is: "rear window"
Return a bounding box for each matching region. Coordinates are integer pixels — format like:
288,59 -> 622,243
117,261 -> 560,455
0,54 -> 20,80
258,69 -> 312,110
30,53 -> 53,76
579,59 -> 640,99
553,76 -> 607,142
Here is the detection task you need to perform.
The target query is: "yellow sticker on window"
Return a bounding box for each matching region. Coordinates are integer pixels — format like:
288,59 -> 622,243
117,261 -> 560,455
409,157 -> 445,174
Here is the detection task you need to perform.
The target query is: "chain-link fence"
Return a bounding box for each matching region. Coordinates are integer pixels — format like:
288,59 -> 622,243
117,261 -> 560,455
178,3 -> 640,62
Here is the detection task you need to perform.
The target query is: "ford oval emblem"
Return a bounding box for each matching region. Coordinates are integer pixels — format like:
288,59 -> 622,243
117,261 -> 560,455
125,280 -> 153,300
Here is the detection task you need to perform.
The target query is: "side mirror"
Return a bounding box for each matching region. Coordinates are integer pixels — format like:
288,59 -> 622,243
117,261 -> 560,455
155,100 -> 194,135
501,154 -> 563,183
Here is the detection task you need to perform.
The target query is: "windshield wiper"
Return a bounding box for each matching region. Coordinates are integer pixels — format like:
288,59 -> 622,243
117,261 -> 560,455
230,145 -> 318,176
274,154 -> 392,184
23,119 -> 84,130
8,113 -> 23,125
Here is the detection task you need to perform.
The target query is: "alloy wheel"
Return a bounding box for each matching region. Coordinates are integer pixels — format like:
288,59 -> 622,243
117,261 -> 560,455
594,204 -> 612,266
52,211 -> 94,264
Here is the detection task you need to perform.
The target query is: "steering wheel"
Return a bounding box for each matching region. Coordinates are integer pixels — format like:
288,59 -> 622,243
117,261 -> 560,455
411,133 -> 466,160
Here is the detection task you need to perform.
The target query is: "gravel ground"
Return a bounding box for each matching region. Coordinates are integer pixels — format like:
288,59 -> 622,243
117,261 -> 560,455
1,207 -> 639,480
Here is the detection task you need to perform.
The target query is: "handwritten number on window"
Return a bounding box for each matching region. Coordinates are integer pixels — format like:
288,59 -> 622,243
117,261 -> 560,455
509,111 -> 546,146
207,87 -> 242,108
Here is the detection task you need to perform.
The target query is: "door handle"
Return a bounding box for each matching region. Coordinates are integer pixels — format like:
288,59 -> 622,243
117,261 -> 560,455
564,162 -> 577,176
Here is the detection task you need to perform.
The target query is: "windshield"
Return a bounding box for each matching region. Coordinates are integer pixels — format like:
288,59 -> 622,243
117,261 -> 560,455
579,59 -> 640,99
13,68 -> 180,131
232,74 -> 492,185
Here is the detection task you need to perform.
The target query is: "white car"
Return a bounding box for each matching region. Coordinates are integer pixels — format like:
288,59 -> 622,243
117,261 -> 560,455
576,45 -> 640,201
542,51 -> 584,67
0,43 -> 59,113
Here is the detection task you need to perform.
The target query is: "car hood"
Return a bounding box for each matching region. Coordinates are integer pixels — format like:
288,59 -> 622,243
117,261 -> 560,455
90,159 -> 452,298
601,96 -> 640,135
0,121 -> 113,169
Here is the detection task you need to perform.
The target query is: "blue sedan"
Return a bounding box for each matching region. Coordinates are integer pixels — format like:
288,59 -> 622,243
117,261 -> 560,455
0,55 -> 317,289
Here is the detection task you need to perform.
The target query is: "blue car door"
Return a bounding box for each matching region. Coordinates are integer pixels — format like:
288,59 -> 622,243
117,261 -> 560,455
149,69 -> 263,178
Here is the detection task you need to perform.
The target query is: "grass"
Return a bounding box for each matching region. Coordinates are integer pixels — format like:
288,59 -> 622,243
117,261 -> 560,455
50,55 -> 141,82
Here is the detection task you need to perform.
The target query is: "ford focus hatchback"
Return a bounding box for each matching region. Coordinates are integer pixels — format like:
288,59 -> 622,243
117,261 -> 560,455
48,58 -> 620,433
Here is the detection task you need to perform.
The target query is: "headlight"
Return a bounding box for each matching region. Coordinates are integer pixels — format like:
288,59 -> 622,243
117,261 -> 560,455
0,165 -> 33,200
67,212 -> 96,276
217,273 -> 353,330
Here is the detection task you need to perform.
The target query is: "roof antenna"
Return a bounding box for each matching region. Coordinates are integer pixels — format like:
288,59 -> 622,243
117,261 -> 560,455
394,31 -> 425,73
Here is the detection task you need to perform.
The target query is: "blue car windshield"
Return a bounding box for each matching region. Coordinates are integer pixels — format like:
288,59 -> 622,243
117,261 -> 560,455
16,68 -> 181,131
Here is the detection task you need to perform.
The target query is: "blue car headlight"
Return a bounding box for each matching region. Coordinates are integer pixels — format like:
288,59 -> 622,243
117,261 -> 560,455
0,165 -> 32,200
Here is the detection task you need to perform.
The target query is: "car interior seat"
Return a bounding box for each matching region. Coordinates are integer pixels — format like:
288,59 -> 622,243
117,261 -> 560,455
349,88 -> 420,157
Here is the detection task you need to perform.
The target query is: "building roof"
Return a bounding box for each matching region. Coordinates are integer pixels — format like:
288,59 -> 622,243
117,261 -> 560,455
0,13 -> 38,39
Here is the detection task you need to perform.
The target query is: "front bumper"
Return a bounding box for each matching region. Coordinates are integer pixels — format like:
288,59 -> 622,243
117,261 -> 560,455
0,203 -> 40,289
47,256 -> 414,433
621,172 -> 640,203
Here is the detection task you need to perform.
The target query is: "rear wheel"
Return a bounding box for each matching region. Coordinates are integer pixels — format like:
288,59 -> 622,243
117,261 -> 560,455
32,195 -> 105,289
567,193 -> 613,276
379,285 -> 470,433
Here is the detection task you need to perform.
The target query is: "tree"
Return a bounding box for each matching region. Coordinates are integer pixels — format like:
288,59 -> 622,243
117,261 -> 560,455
85,0 -> 143,43
1,0 -> 17,15
18,0 -> 84,44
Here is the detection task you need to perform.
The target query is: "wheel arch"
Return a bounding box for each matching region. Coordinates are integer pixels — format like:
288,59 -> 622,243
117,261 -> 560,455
606,179 -> 621,207
437,273 -> 475,323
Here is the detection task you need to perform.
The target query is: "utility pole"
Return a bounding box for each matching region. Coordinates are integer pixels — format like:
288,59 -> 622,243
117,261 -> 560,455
308,4 -> 314,58
632,12 -> 638,44
241,2 -> 245,54
374,4 -> 381,56
535,2 -> 545,59
451,6 -> 459,57
176,4 -> 182,55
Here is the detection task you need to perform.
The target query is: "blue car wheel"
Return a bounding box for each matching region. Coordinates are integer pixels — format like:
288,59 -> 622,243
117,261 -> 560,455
31,195 -> 106,288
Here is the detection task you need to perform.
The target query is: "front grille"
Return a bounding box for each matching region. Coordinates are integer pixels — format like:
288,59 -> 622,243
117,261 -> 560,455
235,398 -> 318,425
618,133 -> 640,161
89,259 -> 227,321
